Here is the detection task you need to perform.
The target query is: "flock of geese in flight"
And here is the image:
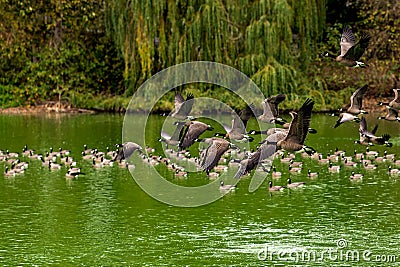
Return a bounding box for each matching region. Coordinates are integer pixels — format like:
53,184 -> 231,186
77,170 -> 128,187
2,25 -> 400,193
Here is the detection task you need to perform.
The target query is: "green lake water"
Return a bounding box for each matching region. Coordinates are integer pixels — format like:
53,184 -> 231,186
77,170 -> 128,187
0,113 -> 399,266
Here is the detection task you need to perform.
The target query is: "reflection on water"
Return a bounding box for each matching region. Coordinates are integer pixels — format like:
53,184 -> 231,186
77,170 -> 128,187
0,113 -> 399,265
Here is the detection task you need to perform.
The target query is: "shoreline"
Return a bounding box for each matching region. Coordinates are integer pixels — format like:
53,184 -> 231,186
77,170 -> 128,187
0,97 -> 391,115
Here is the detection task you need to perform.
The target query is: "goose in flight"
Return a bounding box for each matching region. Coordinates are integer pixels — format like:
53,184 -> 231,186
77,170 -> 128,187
114,142 -> 143,161
346,85 -> 369,115
199,137 -> 231,175
275,99 -> 316,154
377,106 -> 400,122
233,131 -> 287,178
159,121 -> 186,148
215,116 -> 254,142
356,117 -> 392,146
378,88 -> 400,110
258,94 -> 287,124
323,25 -> 371,68
171,92 -> 194,120
179,121 -> 213,150
334,112 -> 361,128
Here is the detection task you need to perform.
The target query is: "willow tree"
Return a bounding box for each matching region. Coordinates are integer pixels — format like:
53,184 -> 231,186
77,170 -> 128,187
106,0 -> 326,96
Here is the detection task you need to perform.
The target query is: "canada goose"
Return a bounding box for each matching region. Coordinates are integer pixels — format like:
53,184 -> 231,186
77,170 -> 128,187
343,158 -> 357,167
48,161 -> 61,170
106,147 -> 117,158
289,160 -> 303,167
307,169 -> 318,178
258,94 -> 287,124
378,89 -> 400,110
365,147 -> 378,158
289,165 -> 302,173
83,144 -> 93,155
268,181 -> 286,192
271,166 -> 282,178
356,117 -> 392,146
388,166 -> 399,175
238,103 -> 256,128
275,98 -> 316,155
214,165 -> 228,173
323,25 -> 371,68
81,151 -> 94,160
28,150 -> 39,160
287,178 -> 305,188
101,156 -> 114,166
117,159 -> 128,168
219,181 -> 236,191
4,166 -> 16,177
11,162 -> 25,174
383,150 -> 396,160
174,169 -> 188,177
251,126 -> 317,136
208,172 -> 219,179
6,149 -> 19,158
66,168 -> 85,179
363,162 -> 377,170
171,92 -> 194,120
22,145 -> 35,157
280,121 -> 318,134
215,116 -> 254,142
350,171 -> 363,180
114,142 -> 143,161
346,85 -> 369,115
160,122 -> 186,149
179,121 -> 213,150
328,163 -> 340,173
199,137 -> 231,175
13,159 -> 28,170
92,158 -> 103,168
233,131 -> 286,178
327,153 -> 339,162
378,106 -> 400,122
58,147 -> 70,156
334,112 -> 361,128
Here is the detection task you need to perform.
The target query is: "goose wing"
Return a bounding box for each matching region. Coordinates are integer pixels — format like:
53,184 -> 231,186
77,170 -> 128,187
343,34 -> 371,61
349,85 -> 368,111
259,131 -> 286,160
180,121 -> 208,149
285,99 -> 314,145
359,117 -> 368,134
231,116 -> 246,134
171,122 -> 186,142
267,94 -> 286,118
233,149 -> 262,178
180,93 -> 194,117
340,25 -> 356,56
173,92 -> 184,113
173,93 -> 194,118
261,100 -> 273,121
201,139 -> 229,171
238,103 -> 255,127
388,107 -> 399,118
371,124 -> 378,135
390,89 -> 400,106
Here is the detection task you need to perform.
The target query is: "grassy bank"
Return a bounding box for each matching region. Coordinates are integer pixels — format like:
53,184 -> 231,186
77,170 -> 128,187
0,83 -> 390,114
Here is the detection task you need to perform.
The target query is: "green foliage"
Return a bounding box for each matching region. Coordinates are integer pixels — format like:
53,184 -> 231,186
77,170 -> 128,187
106,0 -> 326,96
0,0 -> 124,107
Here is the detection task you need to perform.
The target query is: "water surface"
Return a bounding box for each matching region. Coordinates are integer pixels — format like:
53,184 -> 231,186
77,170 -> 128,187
0,113 -> 399,266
